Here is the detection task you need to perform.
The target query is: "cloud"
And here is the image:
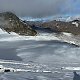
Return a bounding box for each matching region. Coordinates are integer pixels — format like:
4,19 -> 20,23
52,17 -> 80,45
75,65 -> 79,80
0,0 -> 79,17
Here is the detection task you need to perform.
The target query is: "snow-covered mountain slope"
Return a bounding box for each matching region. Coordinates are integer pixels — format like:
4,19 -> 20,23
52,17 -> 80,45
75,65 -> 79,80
20,15 -> 80,22
0,28 -> 80,46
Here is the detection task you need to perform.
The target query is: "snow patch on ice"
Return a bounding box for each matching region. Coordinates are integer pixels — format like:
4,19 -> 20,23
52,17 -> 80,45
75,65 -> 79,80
62,67 -> 80,71
62,32 -> 72,37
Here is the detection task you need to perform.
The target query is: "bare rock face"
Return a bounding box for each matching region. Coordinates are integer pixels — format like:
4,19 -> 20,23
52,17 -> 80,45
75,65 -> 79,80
26,19 -> 80,35
40,20 -> 80,35
0,12 -> 37,36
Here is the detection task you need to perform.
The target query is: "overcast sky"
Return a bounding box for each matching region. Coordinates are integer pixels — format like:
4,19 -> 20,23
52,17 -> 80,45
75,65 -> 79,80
0,0 -> 80,18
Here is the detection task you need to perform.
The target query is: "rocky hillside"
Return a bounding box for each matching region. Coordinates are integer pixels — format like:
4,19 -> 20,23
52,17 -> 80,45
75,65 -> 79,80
40,20 -> 80,35
0,12 -> 37,36
26,19 -> 80,35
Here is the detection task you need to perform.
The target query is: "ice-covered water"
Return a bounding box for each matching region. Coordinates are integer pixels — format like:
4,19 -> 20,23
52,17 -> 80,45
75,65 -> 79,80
0,27 -> 80,80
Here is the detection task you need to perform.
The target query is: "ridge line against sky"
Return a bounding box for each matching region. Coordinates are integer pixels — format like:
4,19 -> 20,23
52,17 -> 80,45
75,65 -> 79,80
0,0 -> 80,18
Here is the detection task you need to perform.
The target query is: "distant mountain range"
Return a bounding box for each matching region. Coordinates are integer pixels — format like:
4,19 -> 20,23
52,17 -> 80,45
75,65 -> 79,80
0,12 -> 80,36
20,15 -> 80,22
0,12 -> 80,46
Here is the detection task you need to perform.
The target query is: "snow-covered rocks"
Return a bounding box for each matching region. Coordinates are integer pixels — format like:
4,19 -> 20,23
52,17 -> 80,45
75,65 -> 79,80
72,22 -> 79,27
0,65 -> 16,73
0,60 -> 52,73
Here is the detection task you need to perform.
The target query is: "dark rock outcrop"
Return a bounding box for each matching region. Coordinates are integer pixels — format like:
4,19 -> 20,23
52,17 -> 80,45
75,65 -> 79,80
73,72 -> 80,80
0,12 -> 37,36
4,69 -> 11,72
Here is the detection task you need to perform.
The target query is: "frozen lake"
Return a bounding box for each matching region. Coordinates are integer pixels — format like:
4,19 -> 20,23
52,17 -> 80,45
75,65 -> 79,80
0,27 -> 80,80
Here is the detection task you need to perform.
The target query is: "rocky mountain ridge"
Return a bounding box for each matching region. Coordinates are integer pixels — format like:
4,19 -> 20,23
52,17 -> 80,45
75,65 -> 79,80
25,19 -> 80,35
0,12 -> 37,36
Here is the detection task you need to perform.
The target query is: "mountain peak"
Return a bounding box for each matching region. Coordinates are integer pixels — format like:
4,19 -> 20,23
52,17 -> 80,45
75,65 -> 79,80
0,12 -> 37,36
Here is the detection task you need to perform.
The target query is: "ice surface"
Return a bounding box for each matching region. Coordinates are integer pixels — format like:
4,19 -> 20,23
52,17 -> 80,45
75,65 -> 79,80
0,26 -> 80,80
